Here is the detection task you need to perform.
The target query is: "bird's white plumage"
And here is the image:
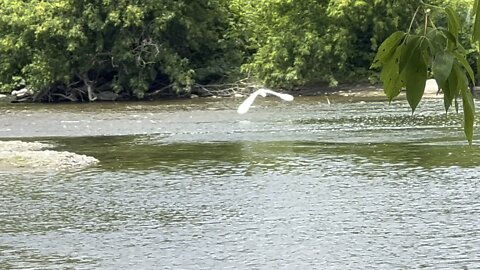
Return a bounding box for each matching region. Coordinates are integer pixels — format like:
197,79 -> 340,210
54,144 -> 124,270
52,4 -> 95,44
237,88 -> 294,114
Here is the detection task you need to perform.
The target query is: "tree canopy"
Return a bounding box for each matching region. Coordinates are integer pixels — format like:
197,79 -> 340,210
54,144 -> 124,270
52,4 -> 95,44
0,0 -> 244,100
0,0 -> 473,98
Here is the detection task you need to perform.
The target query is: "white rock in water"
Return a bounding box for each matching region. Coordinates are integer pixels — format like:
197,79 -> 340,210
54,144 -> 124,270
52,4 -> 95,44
0,140 -> 98,171
424,79 -> 439,94
11,87 -> 33,98
0,141 -> 49,152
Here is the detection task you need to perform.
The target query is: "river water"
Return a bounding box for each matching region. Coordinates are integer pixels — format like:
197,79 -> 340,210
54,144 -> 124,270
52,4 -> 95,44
0,93 -> 479,269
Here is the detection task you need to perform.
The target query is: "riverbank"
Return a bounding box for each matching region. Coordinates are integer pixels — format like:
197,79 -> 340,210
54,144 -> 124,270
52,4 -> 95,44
0,83 -> 390,103
1,79 -> 448,104
289,79 -> 447,98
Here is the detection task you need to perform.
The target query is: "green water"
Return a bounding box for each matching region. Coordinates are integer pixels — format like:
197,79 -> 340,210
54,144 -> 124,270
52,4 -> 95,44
0,95 -> 479,269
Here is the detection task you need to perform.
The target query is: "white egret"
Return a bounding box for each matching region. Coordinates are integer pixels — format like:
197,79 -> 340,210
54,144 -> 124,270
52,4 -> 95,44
237,88 -> 294,114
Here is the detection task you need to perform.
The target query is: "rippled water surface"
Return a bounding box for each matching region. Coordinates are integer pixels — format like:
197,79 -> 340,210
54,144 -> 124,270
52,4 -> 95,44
1,94 -> 479,269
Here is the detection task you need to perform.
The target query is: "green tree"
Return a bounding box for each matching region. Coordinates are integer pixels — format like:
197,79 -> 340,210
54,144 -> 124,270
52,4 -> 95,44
236,0 -> 436,88
0,0 -> 242,100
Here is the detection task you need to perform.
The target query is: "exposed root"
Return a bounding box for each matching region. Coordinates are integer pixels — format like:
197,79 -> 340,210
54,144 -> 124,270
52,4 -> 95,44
10,76 -> 265,103
144,84 -> 174,98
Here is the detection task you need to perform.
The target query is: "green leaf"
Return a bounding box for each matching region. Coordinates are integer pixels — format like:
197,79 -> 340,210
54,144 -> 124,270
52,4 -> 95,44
404,48 -> 427,113
398,36 -> 428,112
432,50 -> 454,85
371,31 -> 405,69
399,35 -> 423,75
442,67 -> 458,112
455,61 -> 470,91
453,63 -> 469,114
474,0 -> 480,42
445,7 -> 460,39
380,44 -> 404,101
426,29 -> 447,52
461,86 -> 475,145
440,29 -> 457,49
453,51 -> 475,85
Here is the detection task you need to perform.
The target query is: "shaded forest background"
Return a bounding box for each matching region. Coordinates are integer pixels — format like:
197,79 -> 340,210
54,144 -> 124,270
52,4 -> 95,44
0,0 -> 475,101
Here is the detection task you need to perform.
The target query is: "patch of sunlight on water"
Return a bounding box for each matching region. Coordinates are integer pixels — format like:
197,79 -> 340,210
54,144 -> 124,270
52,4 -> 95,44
1,96 -> 479,269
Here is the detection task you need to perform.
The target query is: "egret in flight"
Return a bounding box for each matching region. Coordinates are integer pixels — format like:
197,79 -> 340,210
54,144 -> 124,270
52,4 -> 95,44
237,88 -> 294,114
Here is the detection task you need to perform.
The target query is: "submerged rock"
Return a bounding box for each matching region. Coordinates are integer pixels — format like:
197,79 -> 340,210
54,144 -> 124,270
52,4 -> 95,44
0,140 -> 98,171
0,141 -> 48,152
424,79 -> 439,94
11,87 -> 33,98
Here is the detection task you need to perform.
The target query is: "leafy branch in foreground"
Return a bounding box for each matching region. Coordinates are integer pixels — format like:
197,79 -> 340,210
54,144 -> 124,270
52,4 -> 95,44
372,5 -> 476,144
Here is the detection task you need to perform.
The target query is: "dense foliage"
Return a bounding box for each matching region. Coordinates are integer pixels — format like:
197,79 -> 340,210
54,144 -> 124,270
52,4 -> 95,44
0,0 -> 243,100
237,0 -> 424,87
0,0 -> 476,100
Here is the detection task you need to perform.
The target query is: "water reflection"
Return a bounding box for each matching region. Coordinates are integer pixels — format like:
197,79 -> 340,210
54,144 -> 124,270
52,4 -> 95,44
49,135 -> 480,171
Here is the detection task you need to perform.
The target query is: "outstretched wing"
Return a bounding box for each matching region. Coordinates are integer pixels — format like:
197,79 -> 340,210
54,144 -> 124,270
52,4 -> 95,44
261,88 -> 294,101
237,88 -> 294,114
237,90 -> 262,114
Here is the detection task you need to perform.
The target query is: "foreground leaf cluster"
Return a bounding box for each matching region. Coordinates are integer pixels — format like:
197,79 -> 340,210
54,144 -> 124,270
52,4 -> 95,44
372,4 -> 476,143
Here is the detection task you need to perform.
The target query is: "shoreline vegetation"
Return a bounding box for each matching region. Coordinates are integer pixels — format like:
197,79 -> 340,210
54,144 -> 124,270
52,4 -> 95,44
0,1 -> 474,104
4,80 -> 384,103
